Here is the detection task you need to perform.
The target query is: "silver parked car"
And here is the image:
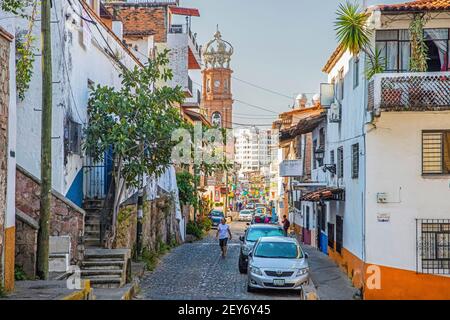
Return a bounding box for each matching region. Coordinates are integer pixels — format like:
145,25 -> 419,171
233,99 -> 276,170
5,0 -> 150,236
238,209 -> 254,221
247,236 -> 309,292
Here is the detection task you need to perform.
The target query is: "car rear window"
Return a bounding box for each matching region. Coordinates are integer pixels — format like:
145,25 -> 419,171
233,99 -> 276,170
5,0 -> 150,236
254,242 -> 301,259
246,228 -> 284,242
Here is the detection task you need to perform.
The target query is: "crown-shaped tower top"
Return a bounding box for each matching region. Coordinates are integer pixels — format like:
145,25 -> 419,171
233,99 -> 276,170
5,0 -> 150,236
202,26 -> 234,69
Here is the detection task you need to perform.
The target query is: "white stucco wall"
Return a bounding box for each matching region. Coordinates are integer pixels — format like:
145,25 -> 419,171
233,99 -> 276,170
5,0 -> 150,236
365,112 -> 450,271
0,14 -> 17,229
326,48 -> 367,261
14,1 -> 139,198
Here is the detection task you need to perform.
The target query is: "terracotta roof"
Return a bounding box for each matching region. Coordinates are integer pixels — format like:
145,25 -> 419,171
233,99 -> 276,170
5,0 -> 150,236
377,0 -> 450,12
302,187 -> 345,202
0,26 -> 13,42
291,112 -> 327,136
277,107 -> 325,141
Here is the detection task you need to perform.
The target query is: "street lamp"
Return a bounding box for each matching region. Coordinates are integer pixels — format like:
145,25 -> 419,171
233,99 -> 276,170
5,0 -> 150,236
314,147 -> 325,167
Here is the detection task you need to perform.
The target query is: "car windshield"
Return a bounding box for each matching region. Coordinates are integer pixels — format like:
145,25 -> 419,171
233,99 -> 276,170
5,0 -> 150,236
240,211 -> 251,215
211,211 -> 223,217
246,228 -> 284,242
254,242 -> 301,259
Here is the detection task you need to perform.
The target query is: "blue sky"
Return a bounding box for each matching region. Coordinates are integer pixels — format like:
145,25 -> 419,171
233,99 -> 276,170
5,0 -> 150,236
180,0 -> 403,127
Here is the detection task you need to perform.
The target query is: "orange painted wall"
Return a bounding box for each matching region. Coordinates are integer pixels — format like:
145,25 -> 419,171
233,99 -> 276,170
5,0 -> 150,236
364,264 -> 450,300
4,226 -> 15,291
328,245 -> 365,290
328,244 -> 450,300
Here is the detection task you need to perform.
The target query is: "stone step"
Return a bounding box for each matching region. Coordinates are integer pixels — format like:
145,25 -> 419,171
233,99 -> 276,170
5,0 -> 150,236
85,230 -> 100,236
84,249 -> 129,260
84,276 -> 122,289
84,225 -> 100,232
81,260 -> 125,268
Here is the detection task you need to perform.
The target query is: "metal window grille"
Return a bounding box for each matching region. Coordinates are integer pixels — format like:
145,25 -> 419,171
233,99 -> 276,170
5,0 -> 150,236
65,119 -> 82,155
416,219 -> 450,274
353,56 -> 360,89
422,131 -> 450,174
337,147 -> 344,178
351,143 -> 359,179
336,216 -> 343,254
327,223 -> 335,250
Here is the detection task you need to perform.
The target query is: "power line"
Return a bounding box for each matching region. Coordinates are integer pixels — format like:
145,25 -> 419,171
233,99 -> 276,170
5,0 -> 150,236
234,99 -> 280,114
232,76 -> 296,100
53,2 -> 86,125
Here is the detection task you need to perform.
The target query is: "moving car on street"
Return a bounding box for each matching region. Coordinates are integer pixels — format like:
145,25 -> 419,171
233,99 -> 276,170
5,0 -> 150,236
238,224 -> 285,273
246,237 -> 309,292
245,203 -> 255,210
209,210 -> 225,228
238,209 -> 253,221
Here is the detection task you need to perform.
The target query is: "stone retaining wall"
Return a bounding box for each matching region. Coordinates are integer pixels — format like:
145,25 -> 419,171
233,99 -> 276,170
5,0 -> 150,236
114,195 -> 182,254
15,166 -> 85,277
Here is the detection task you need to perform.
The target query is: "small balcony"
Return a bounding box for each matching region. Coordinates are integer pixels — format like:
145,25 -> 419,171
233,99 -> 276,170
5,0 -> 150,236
368,72 -> 450,112
168,24 -> 202,69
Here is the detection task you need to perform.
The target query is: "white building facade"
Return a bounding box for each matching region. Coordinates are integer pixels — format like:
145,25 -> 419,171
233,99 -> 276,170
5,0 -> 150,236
314,1 -> 450,300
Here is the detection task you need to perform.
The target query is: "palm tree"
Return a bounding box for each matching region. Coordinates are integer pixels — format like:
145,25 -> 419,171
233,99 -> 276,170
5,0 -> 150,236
335,1 -> 371,56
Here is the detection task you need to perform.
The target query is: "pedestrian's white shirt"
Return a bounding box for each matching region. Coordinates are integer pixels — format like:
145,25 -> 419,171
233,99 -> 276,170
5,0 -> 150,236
218,223 -> 229,240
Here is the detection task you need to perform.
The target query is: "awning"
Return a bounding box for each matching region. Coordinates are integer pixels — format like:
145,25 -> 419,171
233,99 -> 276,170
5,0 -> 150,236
169,7 -> 200,17
301,187 -> 345,202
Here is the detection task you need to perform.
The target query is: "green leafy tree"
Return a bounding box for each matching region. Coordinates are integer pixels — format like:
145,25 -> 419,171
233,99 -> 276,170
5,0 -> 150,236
84,50 -> 185,239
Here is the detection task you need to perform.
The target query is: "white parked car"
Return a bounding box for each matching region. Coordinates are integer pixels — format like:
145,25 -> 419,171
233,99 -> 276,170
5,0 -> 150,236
238,209 -> 253,221
247,236 -> 309,292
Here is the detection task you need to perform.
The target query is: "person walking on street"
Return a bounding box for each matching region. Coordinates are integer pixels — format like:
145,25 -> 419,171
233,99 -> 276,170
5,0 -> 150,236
216,218 -> 232,258
282,215 -> 291,236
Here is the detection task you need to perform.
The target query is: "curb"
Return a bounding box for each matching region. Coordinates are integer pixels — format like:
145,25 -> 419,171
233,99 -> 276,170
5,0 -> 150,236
121,278 -> 141,300
61,280 -> 94,300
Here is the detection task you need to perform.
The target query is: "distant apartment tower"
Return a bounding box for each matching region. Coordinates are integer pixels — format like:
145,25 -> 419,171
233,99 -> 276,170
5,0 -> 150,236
234,127 -> 273,175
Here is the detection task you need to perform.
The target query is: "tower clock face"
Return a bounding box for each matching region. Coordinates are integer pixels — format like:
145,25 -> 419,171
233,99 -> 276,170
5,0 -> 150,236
214,80 -> 221,88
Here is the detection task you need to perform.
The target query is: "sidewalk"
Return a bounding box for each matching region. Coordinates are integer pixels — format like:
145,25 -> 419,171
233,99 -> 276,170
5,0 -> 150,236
302,244 -> 359,300
3,280 -> 81,300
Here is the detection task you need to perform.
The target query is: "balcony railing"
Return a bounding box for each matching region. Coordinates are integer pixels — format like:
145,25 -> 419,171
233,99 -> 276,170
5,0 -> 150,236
169,24 -> 202,58
368,72 -> 450,112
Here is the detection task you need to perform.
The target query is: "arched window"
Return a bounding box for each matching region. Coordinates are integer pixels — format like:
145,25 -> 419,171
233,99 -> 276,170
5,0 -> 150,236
211,112 -> 222,127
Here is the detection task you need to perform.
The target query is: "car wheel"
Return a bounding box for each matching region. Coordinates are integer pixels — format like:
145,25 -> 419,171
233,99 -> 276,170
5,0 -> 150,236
247,283 -> 256,293
238,255 -> 247,273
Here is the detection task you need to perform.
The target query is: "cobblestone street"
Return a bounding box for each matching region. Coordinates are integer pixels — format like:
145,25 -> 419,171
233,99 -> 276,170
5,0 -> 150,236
140,221 -> 302,300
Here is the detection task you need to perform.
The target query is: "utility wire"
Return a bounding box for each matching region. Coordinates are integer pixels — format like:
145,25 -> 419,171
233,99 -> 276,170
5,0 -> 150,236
53,2 -> 86,125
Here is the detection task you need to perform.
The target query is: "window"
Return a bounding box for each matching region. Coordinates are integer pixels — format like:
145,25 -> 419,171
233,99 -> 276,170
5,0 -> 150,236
376,29 -> 450,72
422,131 -> 450,174
417,219 -> 450,274
337,147 -> 344,178
352,143 -> 359,179
305,206 -> 310,229
337,68 -> 344,101
65,118 -> 82,155
313,140 -> 317,170
330,150 -> 335,176
353,56 -> 360,88
328,223 -> 335,250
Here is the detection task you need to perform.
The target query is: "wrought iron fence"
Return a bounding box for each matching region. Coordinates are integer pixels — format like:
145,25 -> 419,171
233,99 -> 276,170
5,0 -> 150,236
373,73 -> 450,111
416,219 -> 450,275
83,157 -> 107,200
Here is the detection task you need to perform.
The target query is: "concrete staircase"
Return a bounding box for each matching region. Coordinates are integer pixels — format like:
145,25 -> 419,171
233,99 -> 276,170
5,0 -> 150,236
81,249 -> 131,288
83,199 -> 104,247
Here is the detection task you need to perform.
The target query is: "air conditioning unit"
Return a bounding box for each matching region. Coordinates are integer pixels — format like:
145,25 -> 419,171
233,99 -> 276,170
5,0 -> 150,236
329,101 -> 341,123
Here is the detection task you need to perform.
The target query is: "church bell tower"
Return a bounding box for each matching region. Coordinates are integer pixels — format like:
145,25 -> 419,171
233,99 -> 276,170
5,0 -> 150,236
201,28 -> 234,129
